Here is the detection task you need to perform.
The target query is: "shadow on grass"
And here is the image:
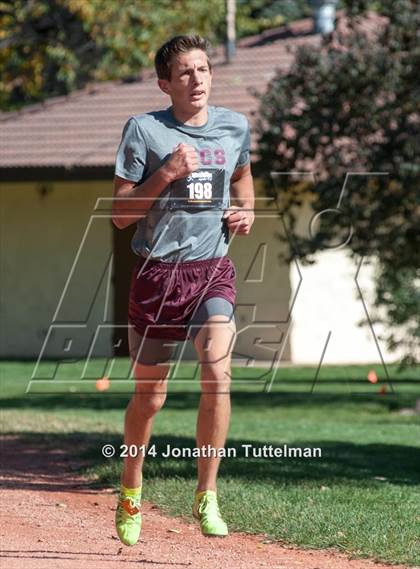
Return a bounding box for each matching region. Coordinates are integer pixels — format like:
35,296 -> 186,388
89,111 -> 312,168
2,431 -> 419,492
0,391 -> 416,412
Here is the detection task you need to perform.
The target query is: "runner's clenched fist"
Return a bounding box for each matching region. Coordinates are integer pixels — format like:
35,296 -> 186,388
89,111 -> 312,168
223,206 -> 254,235
162,143 -> 199,182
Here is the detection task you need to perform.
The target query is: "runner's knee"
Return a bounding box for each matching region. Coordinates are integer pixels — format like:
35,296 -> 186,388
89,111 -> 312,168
200,361 -> 231,394
137,391 -> 167,418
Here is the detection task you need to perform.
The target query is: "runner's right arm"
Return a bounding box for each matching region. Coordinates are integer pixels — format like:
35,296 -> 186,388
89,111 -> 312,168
112,143 -> 198,229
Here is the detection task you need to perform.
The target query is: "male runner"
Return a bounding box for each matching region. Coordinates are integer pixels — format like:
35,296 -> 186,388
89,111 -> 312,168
112,35 -> 255,544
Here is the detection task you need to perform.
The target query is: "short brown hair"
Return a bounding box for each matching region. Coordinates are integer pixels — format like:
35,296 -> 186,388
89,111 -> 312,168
154,35 -> 212,80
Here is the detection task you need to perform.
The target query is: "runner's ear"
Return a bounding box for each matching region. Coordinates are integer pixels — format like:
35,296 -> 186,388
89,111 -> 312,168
157,79 -> 170,95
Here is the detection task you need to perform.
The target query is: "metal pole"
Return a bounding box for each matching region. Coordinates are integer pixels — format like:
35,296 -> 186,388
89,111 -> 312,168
225,0 -> 236,63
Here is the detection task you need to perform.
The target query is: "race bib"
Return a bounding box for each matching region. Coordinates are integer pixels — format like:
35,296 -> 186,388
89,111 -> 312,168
168,169 -> 225,211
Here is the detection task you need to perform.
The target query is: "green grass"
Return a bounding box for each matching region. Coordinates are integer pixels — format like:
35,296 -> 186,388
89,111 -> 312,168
1,360 -> 419,566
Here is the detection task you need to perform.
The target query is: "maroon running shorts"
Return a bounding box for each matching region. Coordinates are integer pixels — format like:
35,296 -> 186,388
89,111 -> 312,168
128,255 -> 236,345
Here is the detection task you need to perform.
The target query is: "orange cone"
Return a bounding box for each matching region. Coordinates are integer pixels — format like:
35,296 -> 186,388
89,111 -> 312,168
96,376 -> 110,391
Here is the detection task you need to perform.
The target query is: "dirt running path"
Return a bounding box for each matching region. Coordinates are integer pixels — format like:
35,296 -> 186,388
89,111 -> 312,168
0,435 -> 409,569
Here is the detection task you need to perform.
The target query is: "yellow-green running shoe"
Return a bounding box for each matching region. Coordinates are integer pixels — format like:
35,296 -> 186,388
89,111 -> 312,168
115,487 -> 142,546
192,490 -> 228,537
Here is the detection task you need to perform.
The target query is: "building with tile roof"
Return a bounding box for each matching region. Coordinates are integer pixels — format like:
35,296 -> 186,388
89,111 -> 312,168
0,13 -> 399,372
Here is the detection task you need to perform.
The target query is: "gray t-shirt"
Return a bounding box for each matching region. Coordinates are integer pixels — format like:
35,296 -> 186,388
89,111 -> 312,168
114,105 -> 251,262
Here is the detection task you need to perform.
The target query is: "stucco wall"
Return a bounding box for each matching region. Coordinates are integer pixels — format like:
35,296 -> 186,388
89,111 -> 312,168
228,211 -> 292,365
0,180 -> 114,360
289,202 -> 404,365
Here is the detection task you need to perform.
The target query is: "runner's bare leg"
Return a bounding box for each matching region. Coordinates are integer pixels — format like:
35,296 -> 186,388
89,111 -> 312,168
193,316 -> 236,492
121,362 -> 170,488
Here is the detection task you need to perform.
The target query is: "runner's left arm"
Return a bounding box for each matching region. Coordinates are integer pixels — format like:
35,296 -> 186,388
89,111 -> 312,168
224,163 -> 255,235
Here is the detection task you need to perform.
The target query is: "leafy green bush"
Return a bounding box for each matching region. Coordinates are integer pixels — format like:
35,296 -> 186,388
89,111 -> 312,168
255,0 -> 419,366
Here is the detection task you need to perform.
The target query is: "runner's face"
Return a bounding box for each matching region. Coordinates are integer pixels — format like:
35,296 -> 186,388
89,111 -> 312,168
160,49 -> 212,113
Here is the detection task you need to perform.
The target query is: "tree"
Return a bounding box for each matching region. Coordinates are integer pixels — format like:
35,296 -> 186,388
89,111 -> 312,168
0,0 -> 94,109
255,0 -> 419,366
236,0 -> 312,37
0,0 -> 224,110
0,0 -> 311,111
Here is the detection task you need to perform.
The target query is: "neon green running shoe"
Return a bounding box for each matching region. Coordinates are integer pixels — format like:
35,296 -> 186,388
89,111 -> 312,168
115,489 -> 142,546
192,490 -> 228,537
